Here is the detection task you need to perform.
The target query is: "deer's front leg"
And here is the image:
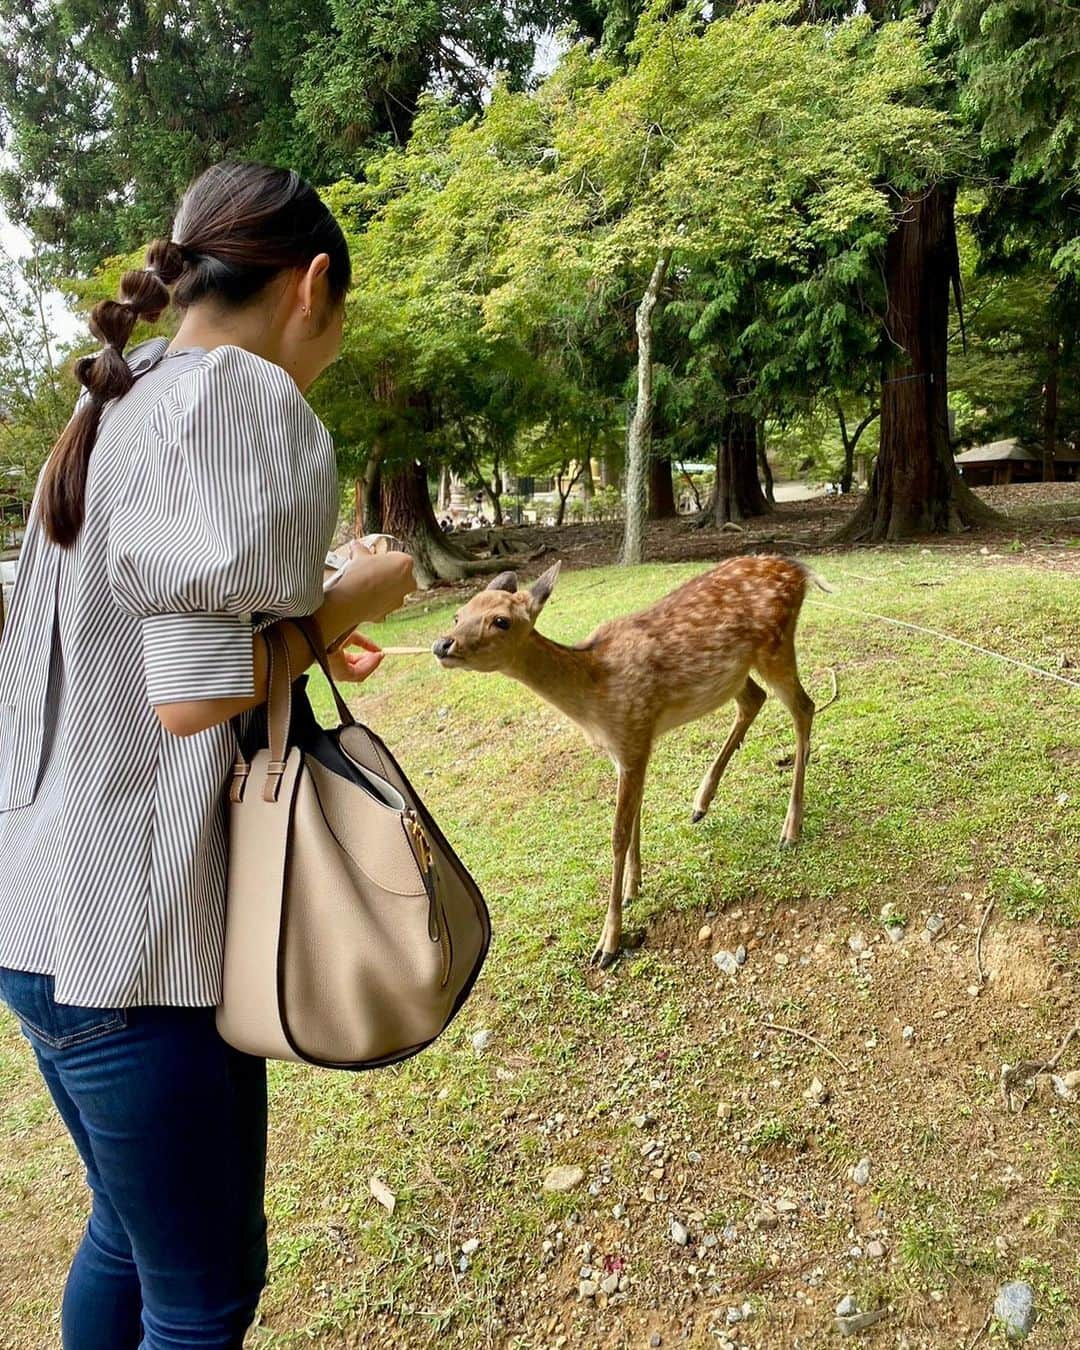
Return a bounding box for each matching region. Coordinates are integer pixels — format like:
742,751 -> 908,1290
623,805 -> 642,901
592,761 -> 647,970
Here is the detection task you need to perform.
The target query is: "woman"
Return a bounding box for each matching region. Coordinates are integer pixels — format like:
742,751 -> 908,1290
0,162 -> 414,1348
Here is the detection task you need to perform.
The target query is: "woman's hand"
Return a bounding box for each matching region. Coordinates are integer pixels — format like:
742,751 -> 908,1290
320,551 -> 416,649
327,631 -> 384,684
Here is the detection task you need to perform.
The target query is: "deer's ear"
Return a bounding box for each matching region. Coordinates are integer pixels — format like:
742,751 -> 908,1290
486,571 -> 518,593
528,561 -> 562,618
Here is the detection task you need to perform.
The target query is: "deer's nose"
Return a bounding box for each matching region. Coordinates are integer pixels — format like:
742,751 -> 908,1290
432,637 -> 455,659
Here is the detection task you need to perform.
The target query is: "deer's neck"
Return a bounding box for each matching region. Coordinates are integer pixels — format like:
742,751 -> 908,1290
506,631 -> 603,730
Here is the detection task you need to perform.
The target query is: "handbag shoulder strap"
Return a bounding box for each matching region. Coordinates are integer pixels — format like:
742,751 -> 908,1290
291,616 -> 356,728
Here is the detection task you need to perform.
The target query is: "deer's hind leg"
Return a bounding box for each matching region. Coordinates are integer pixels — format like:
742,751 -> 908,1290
691,677 -> 767,823
757,642 -> 814,850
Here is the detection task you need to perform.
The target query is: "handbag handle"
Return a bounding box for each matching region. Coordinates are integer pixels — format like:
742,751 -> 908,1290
262,626 -> 293,802
231,616 -> 357,805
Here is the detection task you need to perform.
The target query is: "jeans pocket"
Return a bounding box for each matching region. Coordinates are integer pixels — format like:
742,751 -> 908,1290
0,967 -> 127,1051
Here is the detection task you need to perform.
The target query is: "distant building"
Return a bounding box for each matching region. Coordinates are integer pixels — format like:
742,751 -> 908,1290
955,440 -> 1080,487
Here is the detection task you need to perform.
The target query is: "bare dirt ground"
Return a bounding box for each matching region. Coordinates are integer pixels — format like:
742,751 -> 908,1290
477,483 -> 1080,579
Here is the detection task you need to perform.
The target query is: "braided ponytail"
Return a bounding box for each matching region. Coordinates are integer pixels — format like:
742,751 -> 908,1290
40,238 -> 186,546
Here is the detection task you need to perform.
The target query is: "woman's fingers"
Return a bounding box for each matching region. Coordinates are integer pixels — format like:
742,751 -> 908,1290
343,649 -> 383,679
339,631 -> 382,655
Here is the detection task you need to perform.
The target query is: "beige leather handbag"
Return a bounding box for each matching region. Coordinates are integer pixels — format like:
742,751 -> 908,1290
216,621 -> 490,1069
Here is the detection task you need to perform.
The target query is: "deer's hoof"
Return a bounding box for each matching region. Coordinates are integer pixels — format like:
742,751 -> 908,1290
591,945 -> 621,971
778,836 -> 798,852
690,808 -> 706,824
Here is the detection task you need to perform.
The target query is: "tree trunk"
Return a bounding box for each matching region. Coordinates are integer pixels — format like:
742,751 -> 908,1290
713,413 -> 771,525
839,183 -> 996,541
648,457 -> 677,518
555,461 -> 585,525
599,457 -> 614,489
837,398 -> 879,494
379,460 -> 527,588
480,475 -> 503,526
837,403 -> 854,496
1042,330 -> 1059,483
354,478 -> 365,538
359,448 -> 384,535
622,251 -> 671,565
437,464 -> 450,512
756,421 -> 775,505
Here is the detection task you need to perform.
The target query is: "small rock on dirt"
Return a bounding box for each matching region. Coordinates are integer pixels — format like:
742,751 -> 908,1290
670,1219 -> 690,1246
866,1239 -> 887,1259
1052,1070 -> 1080,1101
994,1281 -> 1036,1340
578,1278 -> 598,1300
713,949 -> 739,976
650,1336 -> 663,1348
851,1157 -> 871,1187
697,925 -> 712,944
543,1165 -> 585,1194
471,1029 -> 492,1054
735,944 -> 748,965
836,1308 -> 887,1335
803,1076 -> 829,1106
848,933 -> 867,954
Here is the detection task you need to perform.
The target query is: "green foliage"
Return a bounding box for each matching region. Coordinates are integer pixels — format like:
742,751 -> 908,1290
0,244 -> 82,505
0,0 -> 340,271
293,0 -> 554,159
318,4 -> 958,498
0,0 -> 558,274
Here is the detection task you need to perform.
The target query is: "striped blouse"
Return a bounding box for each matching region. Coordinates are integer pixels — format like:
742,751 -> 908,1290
0,338 -> 338,1007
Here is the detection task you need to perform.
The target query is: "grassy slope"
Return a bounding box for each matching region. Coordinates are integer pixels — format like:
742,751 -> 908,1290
2,551 -> 1078,1348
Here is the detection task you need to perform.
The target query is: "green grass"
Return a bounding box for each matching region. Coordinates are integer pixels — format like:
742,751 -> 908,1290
1,548 -> 1078,1346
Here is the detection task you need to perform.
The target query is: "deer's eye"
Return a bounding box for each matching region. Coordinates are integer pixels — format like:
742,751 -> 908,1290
453,614 -> 460,625
492,616 -> 511,631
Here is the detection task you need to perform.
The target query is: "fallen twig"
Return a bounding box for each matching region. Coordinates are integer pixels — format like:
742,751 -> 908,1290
966,1311 -> 992,1349
975,897 -> 995,986
1000,1023 -> 1080,1111
758,1021 -> 852,1074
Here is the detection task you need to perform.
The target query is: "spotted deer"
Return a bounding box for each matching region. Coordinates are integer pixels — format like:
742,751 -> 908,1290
432,555 -> 829,968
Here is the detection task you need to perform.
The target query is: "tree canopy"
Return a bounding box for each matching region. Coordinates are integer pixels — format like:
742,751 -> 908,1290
2,0 -> 1078,569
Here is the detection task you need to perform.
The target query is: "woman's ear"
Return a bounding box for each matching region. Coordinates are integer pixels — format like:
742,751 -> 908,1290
297,253 -> 332,318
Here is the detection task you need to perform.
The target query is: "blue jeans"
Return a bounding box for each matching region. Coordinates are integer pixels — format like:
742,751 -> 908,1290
0,968 -> 268,1349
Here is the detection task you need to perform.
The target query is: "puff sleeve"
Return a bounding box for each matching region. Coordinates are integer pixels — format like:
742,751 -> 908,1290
108,345 -> 338,704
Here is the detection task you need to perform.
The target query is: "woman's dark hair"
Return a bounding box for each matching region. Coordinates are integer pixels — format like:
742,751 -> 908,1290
41,162 -> 352,546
